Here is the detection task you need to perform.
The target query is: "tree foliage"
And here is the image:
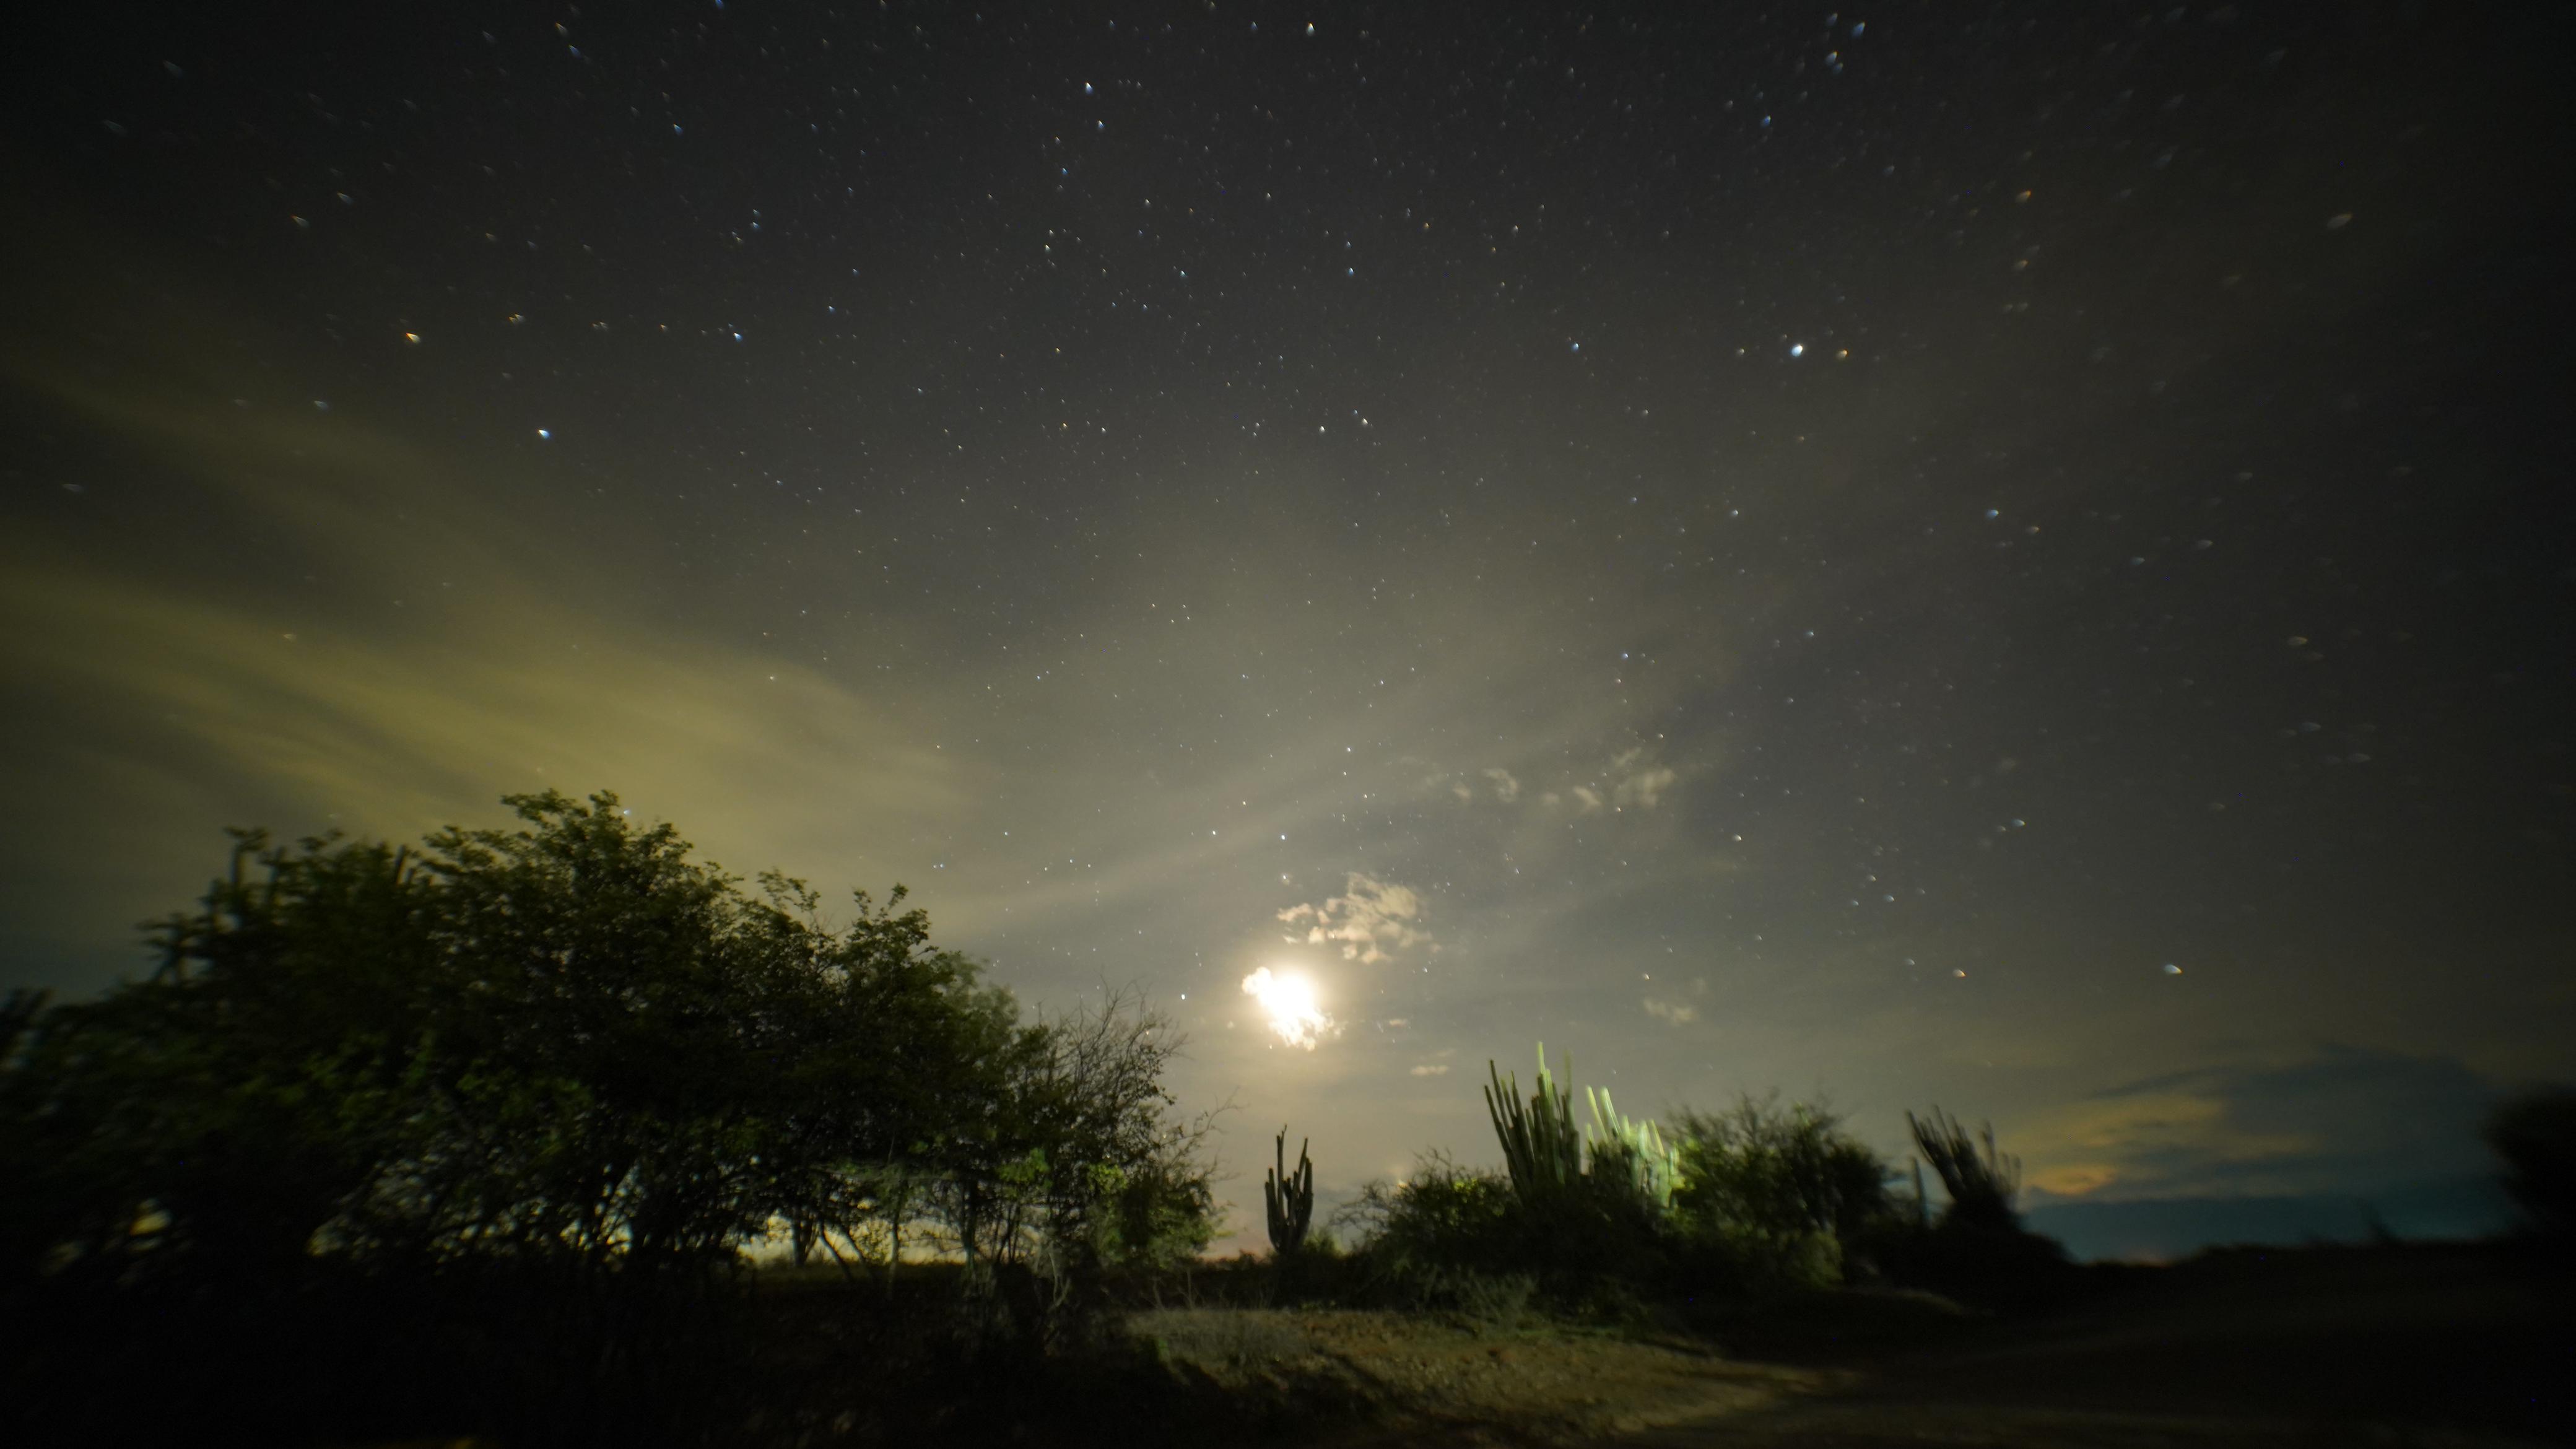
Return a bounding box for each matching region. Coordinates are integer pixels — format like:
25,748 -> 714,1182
1671,1095 -> 1894,1248
0,791 -> 1213,1441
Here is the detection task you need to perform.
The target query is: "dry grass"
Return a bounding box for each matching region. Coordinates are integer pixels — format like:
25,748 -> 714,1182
1121,1306 -> 1829,1446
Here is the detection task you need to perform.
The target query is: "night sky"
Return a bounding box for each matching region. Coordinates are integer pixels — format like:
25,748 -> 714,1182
5,2 -> 2569,1258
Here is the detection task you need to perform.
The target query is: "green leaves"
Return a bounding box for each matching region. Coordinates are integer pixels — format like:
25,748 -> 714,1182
0,789 -> 1093,1290
1673,1095 -> 1894,1246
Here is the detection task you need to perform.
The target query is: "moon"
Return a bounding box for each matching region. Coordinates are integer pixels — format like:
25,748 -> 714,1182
1240,967 -> 1331,1049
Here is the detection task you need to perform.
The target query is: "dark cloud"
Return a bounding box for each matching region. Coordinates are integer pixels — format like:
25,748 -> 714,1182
2019,1045 -> 2507,1204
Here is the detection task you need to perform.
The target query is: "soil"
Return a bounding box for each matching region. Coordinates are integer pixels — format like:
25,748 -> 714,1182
1138,1243 -> 2570,1449
1134,1305 -> 1843,1445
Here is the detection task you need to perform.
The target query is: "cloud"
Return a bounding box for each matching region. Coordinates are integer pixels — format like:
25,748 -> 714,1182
1430,752 -> 1674,815
1277,872 -> 1436,964
2011,1043 -> 2504,1204
1609,748 -> 1677,809
1642,998 -> 1699,1024
0,380 -> 967,983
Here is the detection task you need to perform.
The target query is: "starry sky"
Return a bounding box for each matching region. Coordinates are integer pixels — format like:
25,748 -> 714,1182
4,1 -> 2569,1259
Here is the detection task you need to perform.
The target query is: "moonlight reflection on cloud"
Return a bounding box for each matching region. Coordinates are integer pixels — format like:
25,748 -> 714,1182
1241,967 -> 1331,1050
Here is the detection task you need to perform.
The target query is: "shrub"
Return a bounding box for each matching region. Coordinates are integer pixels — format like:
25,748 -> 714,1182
1669,1217 -> 1847,1295
1336,1145 -> 1666,1307
1669,1094 -> 1895,1280
2487,1086 -> 2576,1244
1338,1152 -> 1525,1282
1869,1216 -> 2078,1311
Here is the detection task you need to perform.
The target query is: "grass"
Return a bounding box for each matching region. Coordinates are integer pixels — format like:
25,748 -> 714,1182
723,1238 -> 2567,1448
1129,1306 -> 1312,1371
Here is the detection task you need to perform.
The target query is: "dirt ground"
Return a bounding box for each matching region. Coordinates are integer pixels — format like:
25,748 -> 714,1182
1131,1304 -> 1841,1445
1138,1244 -> 2571,1449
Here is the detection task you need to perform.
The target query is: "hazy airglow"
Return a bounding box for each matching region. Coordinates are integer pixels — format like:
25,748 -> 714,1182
1241,967 -> 1330,1049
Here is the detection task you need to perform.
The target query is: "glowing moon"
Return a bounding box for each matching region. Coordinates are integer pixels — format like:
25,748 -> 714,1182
1241,967 -> 1331,1049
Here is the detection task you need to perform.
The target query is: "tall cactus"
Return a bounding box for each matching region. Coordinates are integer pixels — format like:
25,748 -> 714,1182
1586,1084 -> 1681,1210
1907,1106 -> 2022,1232
1486,1043 -> 1585,1206
1264,1128 -> 1314,1255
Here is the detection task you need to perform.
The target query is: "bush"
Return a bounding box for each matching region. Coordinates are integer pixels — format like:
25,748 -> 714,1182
2488,1087 -> 2576,1246
1266,1228 -> 1359,1305
1333,1147 -> 1666,1311
1338,1153 -> 1525,1282
1868,1219 -> 2081,1312
1668,1095 -> 1894,1289
1669,1218 -> 1847,1296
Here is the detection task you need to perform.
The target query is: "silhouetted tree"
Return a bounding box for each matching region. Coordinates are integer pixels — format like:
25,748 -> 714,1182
0,791 -> 1210,1442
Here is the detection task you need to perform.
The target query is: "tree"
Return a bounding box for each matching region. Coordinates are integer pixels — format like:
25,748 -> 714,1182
920,988 -> 1217,1288
0,791 -> 1126,1441
1671,1094 -> 1894,1246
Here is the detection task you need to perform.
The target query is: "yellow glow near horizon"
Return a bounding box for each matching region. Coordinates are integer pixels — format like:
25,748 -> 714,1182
1241,966 -> 1330,1049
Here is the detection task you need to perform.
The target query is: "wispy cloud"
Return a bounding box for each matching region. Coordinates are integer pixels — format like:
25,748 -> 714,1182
1278,872 -> 1436,964
1442,749 -> 1677,817
2012,1044 -> 2503,1203
1609,748 -> 1676,809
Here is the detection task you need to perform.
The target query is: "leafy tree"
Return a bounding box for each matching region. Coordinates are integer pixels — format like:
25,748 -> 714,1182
1671,1095 -> 1894,1249
920,987 -> 1217,1294
0,791 -> 1211,1440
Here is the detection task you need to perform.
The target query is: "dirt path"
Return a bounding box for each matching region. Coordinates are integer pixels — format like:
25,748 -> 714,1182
1621,1247 -> 2571,1448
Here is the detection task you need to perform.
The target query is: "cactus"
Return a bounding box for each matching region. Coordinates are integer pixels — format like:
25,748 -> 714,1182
1486,1043 -> 1586,1206
1264,1128 -> 1314,1255
1907,1106 -> 2022,1232
1585,1084 -> 1681,1210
